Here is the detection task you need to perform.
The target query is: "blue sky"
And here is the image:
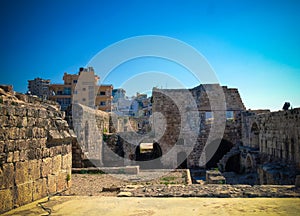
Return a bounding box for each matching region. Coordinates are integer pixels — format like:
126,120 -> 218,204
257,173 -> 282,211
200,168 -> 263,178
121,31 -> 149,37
0,0 -> 299,110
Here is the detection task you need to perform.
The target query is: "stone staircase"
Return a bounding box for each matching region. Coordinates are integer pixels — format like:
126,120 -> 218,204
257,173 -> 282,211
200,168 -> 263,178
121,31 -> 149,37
218,145 -> 241,172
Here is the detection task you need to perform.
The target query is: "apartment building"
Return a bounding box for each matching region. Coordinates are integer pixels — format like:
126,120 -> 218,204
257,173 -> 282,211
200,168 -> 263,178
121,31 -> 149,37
27,78 -> 50,100
49,67 -> 113,112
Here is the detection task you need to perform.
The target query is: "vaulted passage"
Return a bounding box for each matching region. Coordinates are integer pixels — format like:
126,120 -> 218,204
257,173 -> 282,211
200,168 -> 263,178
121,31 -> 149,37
225,154 -> 240,173
135,142 -> 162,169
206,139 -> 233,169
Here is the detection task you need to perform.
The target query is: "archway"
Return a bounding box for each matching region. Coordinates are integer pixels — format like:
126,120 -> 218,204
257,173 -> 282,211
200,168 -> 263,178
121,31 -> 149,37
206,139 -> 233,169
250,122 -> 259,149
177,152 -> 187,169
135,142 -> 162,169
225,154 -> 240,173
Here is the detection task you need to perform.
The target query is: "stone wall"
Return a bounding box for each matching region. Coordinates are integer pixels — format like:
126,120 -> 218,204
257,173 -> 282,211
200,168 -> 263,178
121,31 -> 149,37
151,84 -> 246,168
0,88 -> 73,213
240,108 -> 300,184
71,104 -> 110,168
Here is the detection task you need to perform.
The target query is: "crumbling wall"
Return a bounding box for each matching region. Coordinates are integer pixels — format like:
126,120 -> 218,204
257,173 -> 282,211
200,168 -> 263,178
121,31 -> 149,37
0,89 -> 73,213
151,84 -> 246,168
241,108 -> 300,184
72,104 -> 110,168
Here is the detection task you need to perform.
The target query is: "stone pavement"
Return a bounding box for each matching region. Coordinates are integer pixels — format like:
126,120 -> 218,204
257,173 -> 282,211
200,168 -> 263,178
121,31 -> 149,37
3,196 -> 300,216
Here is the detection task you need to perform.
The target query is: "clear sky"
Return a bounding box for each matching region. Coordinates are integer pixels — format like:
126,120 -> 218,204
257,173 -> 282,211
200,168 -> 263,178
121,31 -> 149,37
0,0 -> 299,111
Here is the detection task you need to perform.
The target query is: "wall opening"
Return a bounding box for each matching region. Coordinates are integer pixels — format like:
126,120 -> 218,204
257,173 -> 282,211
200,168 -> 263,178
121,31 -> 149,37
250,122 -> 259,149
206,139 -> 233,169
225,154 -> 240,173
135,142 -> 162,169
177,152 -> 187,169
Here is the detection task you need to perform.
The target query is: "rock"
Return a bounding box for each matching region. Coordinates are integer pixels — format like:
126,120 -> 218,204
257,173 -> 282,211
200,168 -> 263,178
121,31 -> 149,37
102,187 -> 120,192
117,192 -> 132,197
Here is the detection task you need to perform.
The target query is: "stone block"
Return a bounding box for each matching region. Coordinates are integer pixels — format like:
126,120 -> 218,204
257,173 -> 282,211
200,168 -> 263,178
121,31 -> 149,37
13,151 -> 20,162
56,172 -> 67,192
0,116 -> 9,127
0,128 -> 7,140
8,127 -> 19,140
18,128 -> 26,139
15,139 -> 29,151
15,161 -> 29,185
0,188 -> 13,213
42,148 -> 50,158
52,155 -> 62,175
27,117 -> 35,127
47,174 -> 57,194
32,178 -> 47,200
206,170 -> 226,184
38,109 -> 48,119
41,157 -> 52,178
19,150 -> 27,161
6,140 -> 15,152
6,152 -> 13,163
61,153 -> 71,171
28,159 -> 41,181
47,130 -> 63,145
15,182 -> 33,207
0,163 -> 14,189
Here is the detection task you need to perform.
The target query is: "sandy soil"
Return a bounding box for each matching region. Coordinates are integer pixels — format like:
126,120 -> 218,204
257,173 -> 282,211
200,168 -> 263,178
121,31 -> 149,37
4,196 -> 300,216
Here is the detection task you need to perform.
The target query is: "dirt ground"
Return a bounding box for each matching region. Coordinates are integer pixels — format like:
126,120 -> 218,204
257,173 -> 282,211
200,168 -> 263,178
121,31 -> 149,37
4,196 -> 300,216
67,171 -> 186,196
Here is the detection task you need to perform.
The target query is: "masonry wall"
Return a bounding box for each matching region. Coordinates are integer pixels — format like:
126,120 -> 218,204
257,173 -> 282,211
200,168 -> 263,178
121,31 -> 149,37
0,90 -> 73,213
242,108 -> 300,168
72,104 -> 110,168
152,84 -> 246,168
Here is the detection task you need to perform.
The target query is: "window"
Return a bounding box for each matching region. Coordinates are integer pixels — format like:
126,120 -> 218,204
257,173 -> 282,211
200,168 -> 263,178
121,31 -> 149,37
99,91 -> 106,96
63,87 -> 71,95
100,101 -> 106,106
57,90 -> 63,95
205,112 -> 214,122
82,98 -> 86,102
73,80 -> 77,84
226,111 -> 234,120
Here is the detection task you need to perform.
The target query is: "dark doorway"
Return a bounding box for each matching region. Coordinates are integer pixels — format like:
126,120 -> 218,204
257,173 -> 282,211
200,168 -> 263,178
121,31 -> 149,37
177,152 -> 187,169
225,154 -> 240,173
135,142 -> 162,169
206,139 -> 233,169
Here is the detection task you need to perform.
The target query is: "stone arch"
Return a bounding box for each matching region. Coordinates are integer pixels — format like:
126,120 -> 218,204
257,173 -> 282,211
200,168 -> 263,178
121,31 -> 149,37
250,122 -> 259,149
135,142 -> 162,169
177,151 -> 187,169
206,139 -> 234,169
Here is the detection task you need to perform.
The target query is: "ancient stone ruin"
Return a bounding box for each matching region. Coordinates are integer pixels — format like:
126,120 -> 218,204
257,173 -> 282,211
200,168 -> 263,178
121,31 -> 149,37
0,87 -> 74,213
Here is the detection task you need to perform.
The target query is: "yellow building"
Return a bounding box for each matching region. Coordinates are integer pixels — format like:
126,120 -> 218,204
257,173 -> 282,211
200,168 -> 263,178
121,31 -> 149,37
96,85 -> 113,112
49,67 -> 113,112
